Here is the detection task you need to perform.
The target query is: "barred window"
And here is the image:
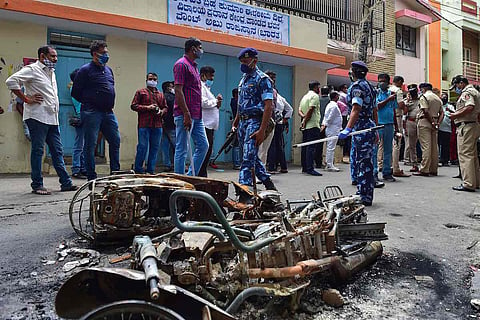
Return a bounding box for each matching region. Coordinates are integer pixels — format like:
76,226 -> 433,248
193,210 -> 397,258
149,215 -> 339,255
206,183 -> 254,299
396,24 -> 416,57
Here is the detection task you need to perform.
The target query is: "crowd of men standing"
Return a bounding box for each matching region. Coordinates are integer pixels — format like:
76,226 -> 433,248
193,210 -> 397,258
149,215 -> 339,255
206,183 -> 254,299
4,38 -> 294,194
4,38 -> 480,199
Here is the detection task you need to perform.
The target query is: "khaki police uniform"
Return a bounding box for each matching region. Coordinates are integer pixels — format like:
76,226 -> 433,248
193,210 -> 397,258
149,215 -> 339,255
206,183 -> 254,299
390,85 -> 404,173
417,90 -> 443,175
455,84 -> 480,190
405,98 -> 420,165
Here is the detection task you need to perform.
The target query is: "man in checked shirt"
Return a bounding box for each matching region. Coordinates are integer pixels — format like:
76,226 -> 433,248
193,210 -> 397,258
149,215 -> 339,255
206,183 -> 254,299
131,72 -> 167,174
173,37 -> 209,176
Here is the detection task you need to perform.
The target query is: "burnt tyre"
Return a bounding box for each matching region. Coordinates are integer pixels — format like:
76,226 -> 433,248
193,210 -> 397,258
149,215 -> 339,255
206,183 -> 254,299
80,300 -> 185,320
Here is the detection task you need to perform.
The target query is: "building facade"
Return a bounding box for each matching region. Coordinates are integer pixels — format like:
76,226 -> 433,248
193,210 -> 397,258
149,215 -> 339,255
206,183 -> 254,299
0,0 -> 344,173
441,0 -> 480,92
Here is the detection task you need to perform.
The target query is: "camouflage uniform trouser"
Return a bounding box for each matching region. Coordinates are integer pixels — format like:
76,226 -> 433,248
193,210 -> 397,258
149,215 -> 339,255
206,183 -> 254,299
349,122 -> 376,203
238,118 -> 270,186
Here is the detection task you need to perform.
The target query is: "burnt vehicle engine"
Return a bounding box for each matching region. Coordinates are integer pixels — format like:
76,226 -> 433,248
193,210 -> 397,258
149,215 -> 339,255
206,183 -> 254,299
60,174 -> 387,320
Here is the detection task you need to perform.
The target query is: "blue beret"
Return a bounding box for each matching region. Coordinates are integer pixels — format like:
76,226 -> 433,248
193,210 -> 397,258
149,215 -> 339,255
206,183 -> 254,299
351,60 -> 368,71
237,47 -> 258,59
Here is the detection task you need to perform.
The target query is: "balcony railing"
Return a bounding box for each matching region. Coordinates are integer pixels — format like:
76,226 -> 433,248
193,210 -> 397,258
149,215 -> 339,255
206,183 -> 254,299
243,0 -> 385,50
463,60 -> 480,83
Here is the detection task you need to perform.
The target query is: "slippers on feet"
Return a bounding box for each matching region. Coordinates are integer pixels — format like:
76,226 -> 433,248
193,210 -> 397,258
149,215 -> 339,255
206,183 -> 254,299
61,185 -> 79,192
32,187 -> 52,195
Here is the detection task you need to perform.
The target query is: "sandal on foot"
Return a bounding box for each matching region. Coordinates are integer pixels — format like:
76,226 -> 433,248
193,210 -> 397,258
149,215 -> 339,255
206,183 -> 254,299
60,185 -> 79,192
32,187 -> 51,195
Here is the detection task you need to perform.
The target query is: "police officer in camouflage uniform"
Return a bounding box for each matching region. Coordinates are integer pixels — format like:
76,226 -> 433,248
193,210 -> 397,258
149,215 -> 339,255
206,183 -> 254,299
339,61 -> 377,206
231,48 -> 276,190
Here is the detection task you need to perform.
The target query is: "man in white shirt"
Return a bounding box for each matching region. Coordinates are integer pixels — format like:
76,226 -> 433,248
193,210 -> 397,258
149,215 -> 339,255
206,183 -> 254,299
322,91 -> 343,171
198,66 -> 222,177
5,46 -> 77,195
267,87 -> 293,173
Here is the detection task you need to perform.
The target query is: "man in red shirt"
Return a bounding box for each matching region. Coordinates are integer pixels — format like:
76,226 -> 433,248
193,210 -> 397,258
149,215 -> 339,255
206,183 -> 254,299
131,72 -> 167,174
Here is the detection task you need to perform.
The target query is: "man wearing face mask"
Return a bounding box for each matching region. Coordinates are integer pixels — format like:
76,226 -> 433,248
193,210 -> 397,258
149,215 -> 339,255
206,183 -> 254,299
404,84 -> 421,172
6,45 -> 77,195
130,72 -> 167,174
172,37 -> 209,176
375,73 -> 397,182
72,40 -> 120,181
449,75 -> 480,192
198,66 -> 222,177
413,83 -> 443,177
231,47 -> 276,190
338,61 -> 377,206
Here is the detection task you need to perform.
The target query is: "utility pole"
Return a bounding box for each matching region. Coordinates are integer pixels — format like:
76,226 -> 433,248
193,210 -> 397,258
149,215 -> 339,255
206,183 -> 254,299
358,0 -> 372,63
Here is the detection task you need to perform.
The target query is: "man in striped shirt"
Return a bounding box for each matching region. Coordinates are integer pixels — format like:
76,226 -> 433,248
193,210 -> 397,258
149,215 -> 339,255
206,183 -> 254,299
173,37 -> 208,176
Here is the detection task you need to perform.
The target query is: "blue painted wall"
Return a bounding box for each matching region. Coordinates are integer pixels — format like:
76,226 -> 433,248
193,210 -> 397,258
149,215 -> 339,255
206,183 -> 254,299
147,43 -> 293,163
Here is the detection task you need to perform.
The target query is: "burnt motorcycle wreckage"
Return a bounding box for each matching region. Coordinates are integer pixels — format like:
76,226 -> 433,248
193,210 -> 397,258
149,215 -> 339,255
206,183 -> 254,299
59,174 -> 387,319
69,173 -> 283,244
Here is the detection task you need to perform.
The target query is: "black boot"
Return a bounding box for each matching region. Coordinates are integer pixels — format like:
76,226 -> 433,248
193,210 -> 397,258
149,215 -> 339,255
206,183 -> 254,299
263,178 -> 277,191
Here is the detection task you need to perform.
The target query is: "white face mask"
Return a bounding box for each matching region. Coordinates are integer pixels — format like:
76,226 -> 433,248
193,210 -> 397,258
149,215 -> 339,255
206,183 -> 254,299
169,88 -> 175,94
147,80 -> 158,88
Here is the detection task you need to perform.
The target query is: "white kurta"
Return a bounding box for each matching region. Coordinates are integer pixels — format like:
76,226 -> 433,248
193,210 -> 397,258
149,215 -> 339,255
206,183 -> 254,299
322,101 -> 342,167
201,81 -> 219,130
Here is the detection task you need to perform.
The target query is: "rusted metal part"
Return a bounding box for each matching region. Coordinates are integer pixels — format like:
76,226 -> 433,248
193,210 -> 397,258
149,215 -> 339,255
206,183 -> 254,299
109,254 -> 131,264
248,257 -> 338,279
331,241 -> 384,280
159,173 -> 230,221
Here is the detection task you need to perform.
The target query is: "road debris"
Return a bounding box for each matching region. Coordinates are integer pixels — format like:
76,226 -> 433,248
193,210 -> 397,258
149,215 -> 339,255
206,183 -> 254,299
468,240 -> 479,250
322,289 -> 345,307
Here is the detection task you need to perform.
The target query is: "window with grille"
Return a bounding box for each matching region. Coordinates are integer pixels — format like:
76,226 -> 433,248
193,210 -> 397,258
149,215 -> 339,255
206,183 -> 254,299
396,24 -> 416,57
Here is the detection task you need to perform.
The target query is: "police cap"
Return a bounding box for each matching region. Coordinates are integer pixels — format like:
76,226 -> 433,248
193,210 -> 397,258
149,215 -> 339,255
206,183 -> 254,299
237,47 -> 258,60
407,83 -> 417,90
351,60 -> 368,72
450,75 -> 467,90
419,82 -> 432,90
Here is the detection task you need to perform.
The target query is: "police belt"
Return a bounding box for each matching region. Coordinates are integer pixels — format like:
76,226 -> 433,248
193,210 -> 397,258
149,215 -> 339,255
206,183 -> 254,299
239,114 -> 262,121
455,121 -> 477,127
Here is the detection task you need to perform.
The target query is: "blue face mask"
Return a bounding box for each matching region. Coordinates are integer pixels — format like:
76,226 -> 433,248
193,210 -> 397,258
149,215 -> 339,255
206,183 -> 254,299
455,87 -> 462,94
97,53 -> 109,65
205,79 -> 214,87
194,48 -> 203,59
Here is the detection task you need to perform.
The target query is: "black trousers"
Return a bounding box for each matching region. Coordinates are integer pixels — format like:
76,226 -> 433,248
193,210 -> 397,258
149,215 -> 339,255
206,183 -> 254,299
267,123 -> 287,171
438,130 -> 450,164
301,127 -> 320,172
199,128 -> 214,177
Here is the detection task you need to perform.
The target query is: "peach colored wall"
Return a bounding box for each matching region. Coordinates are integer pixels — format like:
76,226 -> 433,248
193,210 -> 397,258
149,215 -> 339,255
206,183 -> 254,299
463,31 -> 479,63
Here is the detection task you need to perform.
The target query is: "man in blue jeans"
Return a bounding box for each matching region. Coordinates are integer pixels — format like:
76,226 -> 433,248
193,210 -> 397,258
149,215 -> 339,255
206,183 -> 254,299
131,72 -> 167,174
72,40 -> 121,181
376,73 -> 398,182
172,38 -> 208,176
69,69 -> 87,179
6,45 -> 77,194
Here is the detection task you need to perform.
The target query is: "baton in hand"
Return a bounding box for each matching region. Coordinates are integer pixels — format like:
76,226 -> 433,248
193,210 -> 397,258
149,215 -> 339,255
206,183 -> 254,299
293,125 -> 384,148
